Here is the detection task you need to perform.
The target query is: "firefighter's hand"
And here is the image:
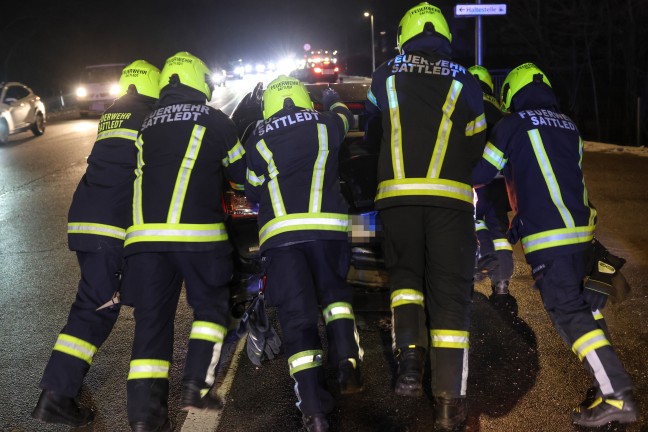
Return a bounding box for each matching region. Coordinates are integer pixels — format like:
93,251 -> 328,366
321,88 -> 341,111
262,327 -> 281,360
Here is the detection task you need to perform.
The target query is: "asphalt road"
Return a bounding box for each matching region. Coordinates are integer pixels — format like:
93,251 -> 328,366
0,88 -> 646,432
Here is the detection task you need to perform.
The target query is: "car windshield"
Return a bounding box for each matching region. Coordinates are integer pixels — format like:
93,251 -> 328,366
81,66 -> 124,83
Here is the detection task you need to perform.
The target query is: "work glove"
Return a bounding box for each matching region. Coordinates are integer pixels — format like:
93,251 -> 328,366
321,87 -> 341,111
235,293 -> 282,366
583,239 -> 629,310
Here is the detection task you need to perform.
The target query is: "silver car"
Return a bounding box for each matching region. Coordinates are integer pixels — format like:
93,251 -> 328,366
0,82 -> 46,144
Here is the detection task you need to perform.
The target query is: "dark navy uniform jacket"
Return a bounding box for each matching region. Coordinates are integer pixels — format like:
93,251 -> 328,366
124,85 -> 246,255
68,93 -> 155,251
472,82 -> 597,265
366,38 -> 487,213
244,103 -> 353,253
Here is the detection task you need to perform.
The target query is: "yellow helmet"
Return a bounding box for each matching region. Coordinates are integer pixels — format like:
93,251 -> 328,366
118,60 -> 160,99
500,62 -> 552,112
468,65 -> 494,94
159,51 -> 213,100
397,2 -> 452,52
262,75 -> 313,120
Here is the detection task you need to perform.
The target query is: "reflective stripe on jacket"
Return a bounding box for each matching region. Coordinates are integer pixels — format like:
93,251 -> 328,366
67,93 -> 155,251
472,85 -> 596,264
366,52 -> 486,212
244,104 -> 353,252
124,88 -> 246,254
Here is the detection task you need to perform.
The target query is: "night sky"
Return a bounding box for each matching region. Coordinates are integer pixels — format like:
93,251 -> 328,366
2,0 -> 475,96
4,1 -> 646,144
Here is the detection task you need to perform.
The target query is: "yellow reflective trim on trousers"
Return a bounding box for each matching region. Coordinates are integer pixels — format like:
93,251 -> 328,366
258,212 -> 349,246
133,135 -> 145,225
390,288 -> 425,308
572,329 -> 610,361
376,178 -> 473,203
68,222 -> 126,240
521,226 -> 594,254
128,359 -> 170,380
322,302 -> 354,324
386,76 -> 405,179
430,329 -> 469,349
288,350 -> 323,376
222,140 -> 245,167
190,321 -> 226,343
427,80 -> 462,178
592,310 -> 604,320
124,222 -> 228,246
528,129 -> 575,228
482,141 -> 507,171
96,128 -> 138,142
493,238 -> 512,251
168,124 -> 205,224
257,139 -> 286,217
53,334 -> 97,365
309,124 -> 329,213
465,113 -> 487,136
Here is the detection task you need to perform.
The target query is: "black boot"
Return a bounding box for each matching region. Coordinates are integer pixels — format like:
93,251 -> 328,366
491,280 -> 509,295
571,389 -> 638,427
180,381 -> 223,411
434,396 -> 467,431
31,389 -> 94,427
394,346 -> 426,397
338,358 -> 364,395
130,418 -> 174,432
303,414 -> 329,432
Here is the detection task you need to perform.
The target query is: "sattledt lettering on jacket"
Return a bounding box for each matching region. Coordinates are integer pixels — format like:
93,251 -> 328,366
98,112 -> 132,132
390,55 -> 466,77
518,109 -> 577,130
141,104 -> 210,130
255,110 -> 320,136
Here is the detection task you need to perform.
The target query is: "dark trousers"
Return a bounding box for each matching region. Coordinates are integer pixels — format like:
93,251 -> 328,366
475,179 -> 513,283
40,248 -> 122,397
381,206 -> 475,397
123,250 -> 232,424
263,240 -> 361,416
533,252 -> 633,396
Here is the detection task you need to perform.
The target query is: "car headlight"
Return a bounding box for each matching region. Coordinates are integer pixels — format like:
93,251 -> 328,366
76,87 -> 87,98
109,84 -> 120,95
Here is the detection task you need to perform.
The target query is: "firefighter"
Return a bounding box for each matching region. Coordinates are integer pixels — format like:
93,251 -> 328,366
472,62 -> 637,428
121,52 -> 246,432
467,65 -> 514,298
243,76 -> 363,432
365,3 -> 486,430
31,60 -> 160,428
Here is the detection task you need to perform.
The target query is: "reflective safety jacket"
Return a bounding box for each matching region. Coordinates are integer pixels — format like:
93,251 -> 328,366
366,48 -> 486,213
67,93 -> 155,251
124,86 -> 246,255
472,83 -> 597,264
244,103 -> 353,252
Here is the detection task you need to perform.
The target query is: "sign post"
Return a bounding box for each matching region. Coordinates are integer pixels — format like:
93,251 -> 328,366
454,1 -> 507,66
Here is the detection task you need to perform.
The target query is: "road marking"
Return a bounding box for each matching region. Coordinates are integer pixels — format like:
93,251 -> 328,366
181,336 -> 246,432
